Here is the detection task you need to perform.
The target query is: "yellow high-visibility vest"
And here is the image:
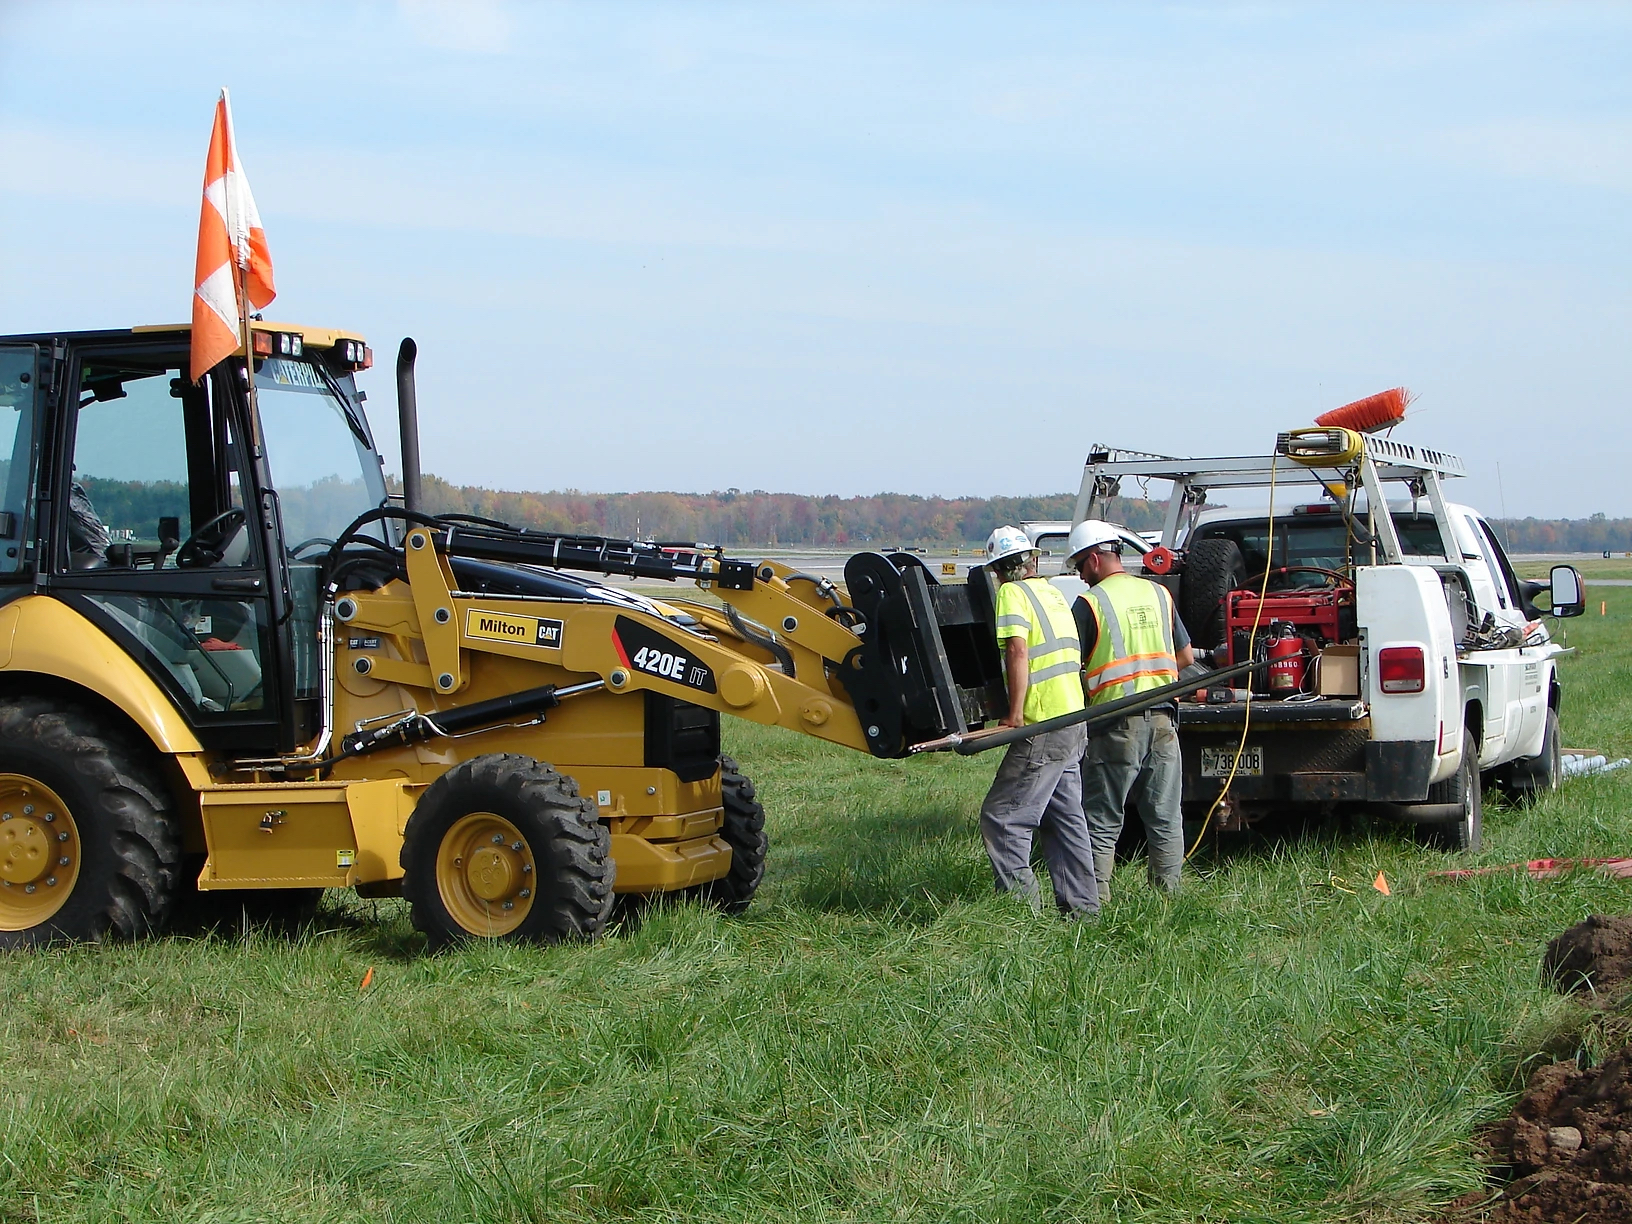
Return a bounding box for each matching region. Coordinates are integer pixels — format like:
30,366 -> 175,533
1079,573 -> 1179,705
994,577 -> 1085,724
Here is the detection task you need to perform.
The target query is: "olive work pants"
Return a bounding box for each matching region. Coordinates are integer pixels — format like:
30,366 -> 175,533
977,723 -> 1099,917
1081,708 -> 1183,894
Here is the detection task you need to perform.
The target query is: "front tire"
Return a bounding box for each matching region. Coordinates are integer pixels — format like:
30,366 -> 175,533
0,697 -> 180,947
401,754 -> 614,950
689,756 -> 766,915
1425,730 -> 1482,852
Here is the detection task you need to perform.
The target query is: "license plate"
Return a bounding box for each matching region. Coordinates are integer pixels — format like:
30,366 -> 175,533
1201,745 -> 1263,777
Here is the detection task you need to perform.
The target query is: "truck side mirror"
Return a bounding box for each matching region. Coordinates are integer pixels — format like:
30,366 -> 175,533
1549,565 -> 1585,618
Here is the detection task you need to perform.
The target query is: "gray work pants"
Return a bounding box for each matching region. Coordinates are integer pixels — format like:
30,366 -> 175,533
978,723 -> 1098,916
1082,709 -> 1183,893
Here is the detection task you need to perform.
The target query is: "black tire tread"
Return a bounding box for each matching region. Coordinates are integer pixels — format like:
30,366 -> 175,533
691,755 -> 767,915
1424,729 -> 1482,852
401,753 -> 614,949
0,695 -> 180,947
1507,707 -> 1562,802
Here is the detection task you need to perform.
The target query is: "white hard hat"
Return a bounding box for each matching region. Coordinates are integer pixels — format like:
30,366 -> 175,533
985,525 -> 1038,566
1067,519 -> 1124,563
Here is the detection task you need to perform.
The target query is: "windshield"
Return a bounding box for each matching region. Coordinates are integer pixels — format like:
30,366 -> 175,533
254,357 -> 387,547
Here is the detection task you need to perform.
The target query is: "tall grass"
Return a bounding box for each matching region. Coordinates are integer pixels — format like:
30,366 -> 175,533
2,592 -> 1629,1222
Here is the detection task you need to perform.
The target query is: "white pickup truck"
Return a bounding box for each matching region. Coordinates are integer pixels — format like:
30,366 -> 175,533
1058,434 -> 1585,851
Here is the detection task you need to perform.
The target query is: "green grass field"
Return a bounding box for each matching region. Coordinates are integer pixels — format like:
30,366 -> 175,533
3,597 -> 1630,1223
1515,557 -> 1632,583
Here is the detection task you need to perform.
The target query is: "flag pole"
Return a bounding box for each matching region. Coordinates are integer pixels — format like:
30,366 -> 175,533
238,266 -> 265,448
222,87 -> 264,446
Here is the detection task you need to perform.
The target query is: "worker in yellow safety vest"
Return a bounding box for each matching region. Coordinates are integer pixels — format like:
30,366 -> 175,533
973,526 -> 1099,919
1068,519 -> 1195,897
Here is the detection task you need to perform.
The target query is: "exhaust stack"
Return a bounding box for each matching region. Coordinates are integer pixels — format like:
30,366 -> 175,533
395,338 -> 423,513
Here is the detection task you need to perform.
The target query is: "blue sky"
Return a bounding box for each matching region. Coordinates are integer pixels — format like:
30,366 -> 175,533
1,2 -> 1627,517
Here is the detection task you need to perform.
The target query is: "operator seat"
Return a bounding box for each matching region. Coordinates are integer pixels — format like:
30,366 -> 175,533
67,482 -> 109,569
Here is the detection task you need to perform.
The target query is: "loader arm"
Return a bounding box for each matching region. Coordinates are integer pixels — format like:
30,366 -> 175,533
326,520 -> 1006,762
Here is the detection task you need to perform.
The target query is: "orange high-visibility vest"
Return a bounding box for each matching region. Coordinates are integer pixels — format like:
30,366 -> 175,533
1079,573 -> 1178,704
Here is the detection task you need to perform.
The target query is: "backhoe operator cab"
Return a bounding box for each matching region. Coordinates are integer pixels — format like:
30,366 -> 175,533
0,325 -> 1007,948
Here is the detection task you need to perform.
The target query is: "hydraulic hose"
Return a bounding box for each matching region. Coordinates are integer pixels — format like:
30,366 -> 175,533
908,656 -> 1267,756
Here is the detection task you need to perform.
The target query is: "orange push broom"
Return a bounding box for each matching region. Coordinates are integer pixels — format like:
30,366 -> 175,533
1315,387 -> 1412,433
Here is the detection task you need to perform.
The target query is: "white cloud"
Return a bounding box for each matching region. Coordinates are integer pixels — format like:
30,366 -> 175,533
1434,118 -> 1632,195
397,0 -> 515,55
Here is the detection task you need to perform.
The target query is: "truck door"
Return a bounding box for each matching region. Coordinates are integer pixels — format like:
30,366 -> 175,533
1474,515 -> 1548,757
1453,510 -> 1521,764
47,343 -> 282,755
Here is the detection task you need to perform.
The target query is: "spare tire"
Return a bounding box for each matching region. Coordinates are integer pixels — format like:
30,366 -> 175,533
1179,539 -> 1247,649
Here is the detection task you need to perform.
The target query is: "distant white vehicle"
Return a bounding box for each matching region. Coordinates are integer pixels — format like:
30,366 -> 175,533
1018,520 -> 1151,604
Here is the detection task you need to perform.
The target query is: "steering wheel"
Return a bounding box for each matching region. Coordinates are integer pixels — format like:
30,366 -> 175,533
289,537 -> 336,561
176,508 -> 247,569
1243,564 -> 1355,591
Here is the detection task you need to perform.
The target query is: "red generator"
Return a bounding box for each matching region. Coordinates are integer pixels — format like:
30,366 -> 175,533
1223,583 -> 1357,695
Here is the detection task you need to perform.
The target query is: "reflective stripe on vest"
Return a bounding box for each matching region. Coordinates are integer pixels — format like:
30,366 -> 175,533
1081,573 -> 1178,704
996,577 -> 1085,723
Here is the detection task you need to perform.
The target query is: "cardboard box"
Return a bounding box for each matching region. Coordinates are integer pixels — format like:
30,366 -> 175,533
1317,645 -> 1360,697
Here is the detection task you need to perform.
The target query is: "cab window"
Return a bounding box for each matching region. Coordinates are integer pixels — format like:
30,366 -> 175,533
65,359 -> 248,571
63,356 -> 268,718
1477,518 -> 1524,611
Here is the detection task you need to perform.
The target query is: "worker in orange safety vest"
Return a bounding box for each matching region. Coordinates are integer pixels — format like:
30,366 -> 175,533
1068,519 -> 1195,897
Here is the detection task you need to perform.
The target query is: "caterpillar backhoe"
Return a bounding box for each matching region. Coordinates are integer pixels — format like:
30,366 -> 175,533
0,324 -> 1009,947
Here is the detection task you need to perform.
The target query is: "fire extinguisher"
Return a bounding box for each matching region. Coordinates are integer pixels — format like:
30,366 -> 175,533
1266,622 -> 1306,695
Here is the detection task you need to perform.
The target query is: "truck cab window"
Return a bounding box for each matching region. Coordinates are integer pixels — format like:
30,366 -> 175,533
1477,518 -> 1524,611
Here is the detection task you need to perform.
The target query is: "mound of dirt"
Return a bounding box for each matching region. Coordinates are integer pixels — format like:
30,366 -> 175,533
1446,916 -> 1632,1221
1543,915 -> 1632,998
1467,1050 -> 1632,1222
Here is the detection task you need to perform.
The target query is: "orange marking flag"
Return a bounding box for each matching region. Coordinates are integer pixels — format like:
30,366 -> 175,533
1372,871 -> 1391,896
190,88 -> 276,383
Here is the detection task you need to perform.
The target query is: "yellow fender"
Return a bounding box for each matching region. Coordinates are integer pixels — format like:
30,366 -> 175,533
0,595 -> 202,754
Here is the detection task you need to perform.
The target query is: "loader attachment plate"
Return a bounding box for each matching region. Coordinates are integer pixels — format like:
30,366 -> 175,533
837,553 -> 1007,757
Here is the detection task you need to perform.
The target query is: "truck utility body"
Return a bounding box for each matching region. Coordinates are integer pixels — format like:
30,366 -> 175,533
1072,432 -> 1584,849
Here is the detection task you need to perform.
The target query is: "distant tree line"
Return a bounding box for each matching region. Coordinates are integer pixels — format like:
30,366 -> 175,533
82,471 -> 1631,554
1493,514 -> 1632,555
409,475 -> 1169,546
409,476 -> 1629,551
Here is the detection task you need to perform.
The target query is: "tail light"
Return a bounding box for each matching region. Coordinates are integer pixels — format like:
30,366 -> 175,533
1378,646 -> 1426,694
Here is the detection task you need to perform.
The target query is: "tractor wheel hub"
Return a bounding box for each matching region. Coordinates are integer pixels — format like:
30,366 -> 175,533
0,817 -> 52,886
466,846 -> 516,901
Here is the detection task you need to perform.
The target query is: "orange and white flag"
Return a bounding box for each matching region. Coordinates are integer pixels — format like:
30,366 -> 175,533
190,88 -> 276,383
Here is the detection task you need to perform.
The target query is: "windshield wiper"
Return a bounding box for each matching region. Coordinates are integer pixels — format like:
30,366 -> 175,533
310,362 -> 374,449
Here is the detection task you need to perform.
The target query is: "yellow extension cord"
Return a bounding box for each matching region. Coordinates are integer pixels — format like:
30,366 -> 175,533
1185,454 -> 1279,862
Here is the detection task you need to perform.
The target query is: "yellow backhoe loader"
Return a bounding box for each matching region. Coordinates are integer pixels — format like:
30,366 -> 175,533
0,324 -> 1008,947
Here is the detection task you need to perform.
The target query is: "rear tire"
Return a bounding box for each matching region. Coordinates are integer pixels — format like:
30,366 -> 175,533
401,754 -> 614,950
1507,707 -> 1562,802
1424,730 -> 1482,852
1179,539 -> 1247,650
0,697 -> 179,947
689,756 -> 766,915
